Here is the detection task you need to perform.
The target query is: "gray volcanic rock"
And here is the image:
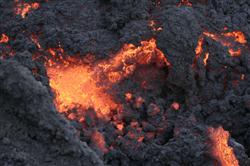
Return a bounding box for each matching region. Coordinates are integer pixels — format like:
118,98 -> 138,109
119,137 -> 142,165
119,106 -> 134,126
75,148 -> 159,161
0,0 -> 250,165
0,59 -> 103,166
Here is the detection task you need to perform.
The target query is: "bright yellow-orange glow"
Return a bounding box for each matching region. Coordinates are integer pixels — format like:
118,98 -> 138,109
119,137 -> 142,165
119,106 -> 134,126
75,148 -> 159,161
96,39 -> 170,83
47,61 -> 119,117
195,36 -> 204,56
0,34 -> 9,43
116,123 -> 124,131
194,30 -> 248,66
125,92 -> 133,101
177,0 -> 192,7
203,31 -> 247,57
15,0 -> 40,18
203,52 -> 209,65
208,127 -> 239,166
222,31 -> 247,44
45,39 -> 169,118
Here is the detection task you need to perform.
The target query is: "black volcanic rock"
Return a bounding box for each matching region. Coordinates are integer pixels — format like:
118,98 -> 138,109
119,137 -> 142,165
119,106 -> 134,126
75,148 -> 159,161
0,59 -> 103,166
0,0 -> 250,165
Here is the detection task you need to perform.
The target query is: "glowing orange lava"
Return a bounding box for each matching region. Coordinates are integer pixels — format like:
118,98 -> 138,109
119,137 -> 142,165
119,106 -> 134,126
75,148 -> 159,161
31,34 -> 41,49
116,123 -> 124,131
194,30 -> 248,66
222,31 -> 247,44
195,36 -> 204,56
0,34 -> 9,43
203,52 -> 209,66
15,0 -> 40,18
125,92 -> 133,102
177,0 -> 192,7
149,20 -> 163,32
91,131 -> 108,153
203,31 -> 247,57
207,127 -> 239,166
171,102 -> 180,111
45,39 -> 169,118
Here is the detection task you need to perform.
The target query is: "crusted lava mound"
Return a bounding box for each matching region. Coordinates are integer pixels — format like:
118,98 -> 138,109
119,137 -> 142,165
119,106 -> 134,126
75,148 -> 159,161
1,0 -> 250,166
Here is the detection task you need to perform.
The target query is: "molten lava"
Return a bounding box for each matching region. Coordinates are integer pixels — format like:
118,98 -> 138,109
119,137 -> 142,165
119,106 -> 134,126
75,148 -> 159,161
203,52 -> 209,66
0,34 -> 15,59
91,131 -> 108,154
15,0 -> 40,18
203,31 -> 247,57
125,92 -> 133,102
194,30 -> 247,66
0,34 -> 9,43
171,102 -> 180,111
207,127 -> 239,166
45,39 -> 169,119
195,36 -> 204,56
222,31 -> 247,44
31,34 -> 41,49
149,20 -> 163,32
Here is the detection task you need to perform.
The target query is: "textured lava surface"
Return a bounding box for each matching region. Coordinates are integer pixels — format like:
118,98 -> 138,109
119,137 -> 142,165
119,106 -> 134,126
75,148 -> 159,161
1,0 -> 250,165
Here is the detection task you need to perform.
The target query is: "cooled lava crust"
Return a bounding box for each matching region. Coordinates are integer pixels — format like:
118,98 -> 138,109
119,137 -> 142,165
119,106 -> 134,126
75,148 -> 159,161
0,0 -> 250,166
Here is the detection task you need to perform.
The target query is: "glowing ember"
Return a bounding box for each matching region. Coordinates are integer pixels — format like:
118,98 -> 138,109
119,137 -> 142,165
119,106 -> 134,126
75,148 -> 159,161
203,31 -> 247,57
31,34 -> 41,49
15,0 -> 40,18
203,52 -> 209,66
171,102 -> 180,110
91,131 -> 108,153
45,39 -> 169,118
0,34 -> 9,43
0,34 -> 15,59
241,74 -> 245,80
135,97 -> 145,108
194,30 -> 248,66
96,38 -> 170,84
207,127 -> 239,166
137,136 -> 144,143
222,31 -> 247,44
195,36 -> 204,56
116,123 -> 124,131
177,0 -> 192,7
149,20 -> 163,32
125,92 -> 133,102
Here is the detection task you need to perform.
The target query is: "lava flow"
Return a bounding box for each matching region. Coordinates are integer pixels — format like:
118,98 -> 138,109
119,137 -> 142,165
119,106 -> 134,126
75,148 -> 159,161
194,30 -> 247,66
45,39 -> 170,119
14,0 -> 40,18
203,31 -> 247,56
208,127 -> 239,166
